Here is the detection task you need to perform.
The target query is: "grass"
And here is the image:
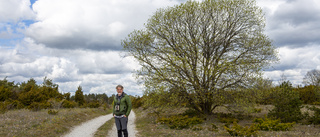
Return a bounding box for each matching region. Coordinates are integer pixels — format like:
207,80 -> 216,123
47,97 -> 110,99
134,105 -> 320,137
0,107 -> 111,137
94,115 -> 115,137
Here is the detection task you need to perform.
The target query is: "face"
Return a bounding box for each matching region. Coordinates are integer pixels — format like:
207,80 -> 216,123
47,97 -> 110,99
116,87 -> 123,94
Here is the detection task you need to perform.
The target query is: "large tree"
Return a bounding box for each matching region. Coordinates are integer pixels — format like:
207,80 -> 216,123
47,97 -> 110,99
123,0 -> 278,114
303,69 -> 320,86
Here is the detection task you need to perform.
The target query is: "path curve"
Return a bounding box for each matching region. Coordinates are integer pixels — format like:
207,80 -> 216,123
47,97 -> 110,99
63,113 -> 114,137
107,111 -> 137,137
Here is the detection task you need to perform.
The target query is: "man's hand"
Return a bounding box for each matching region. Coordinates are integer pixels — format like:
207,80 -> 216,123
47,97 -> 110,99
123,115 -> 127,117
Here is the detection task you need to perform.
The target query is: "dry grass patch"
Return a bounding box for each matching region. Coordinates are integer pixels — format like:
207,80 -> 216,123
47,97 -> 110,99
134,105 -> 320,137
94,117 -> 115,137
0,108 -> 111,137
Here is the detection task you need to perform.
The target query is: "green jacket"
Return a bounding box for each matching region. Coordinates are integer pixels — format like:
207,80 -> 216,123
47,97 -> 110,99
113,93 -> 132,116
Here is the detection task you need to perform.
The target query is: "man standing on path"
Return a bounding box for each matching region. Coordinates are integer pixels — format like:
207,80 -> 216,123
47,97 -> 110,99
113,85 -> 132,137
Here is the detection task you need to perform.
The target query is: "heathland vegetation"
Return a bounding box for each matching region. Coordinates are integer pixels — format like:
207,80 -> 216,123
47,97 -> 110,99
2,0 -> 320,136
0,77 -> 115,136
0,77 -> 114,113
130,74 -> 320,136
122,0 -> 320,136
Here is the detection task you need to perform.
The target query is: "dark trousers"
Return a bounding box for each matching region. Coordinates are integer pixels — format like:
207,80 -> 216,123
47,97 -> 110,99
115,117 -> 128,137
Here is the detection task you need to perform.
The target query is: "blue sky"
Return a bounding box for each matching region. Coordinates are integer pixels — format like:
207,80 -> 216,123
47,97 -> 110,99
1,0 -> 320,96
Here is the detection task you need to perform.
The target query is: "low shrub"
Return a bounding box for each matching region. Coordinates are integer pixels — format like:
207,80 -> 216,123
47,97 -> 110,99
305,106 -> 320,125
216,113 -> 240,124
224,121 -> 258,137
313,102 -> 320,105
253,108 -> 262,113
0,100 -> 24,113
48,109 -> 59,115
253,117 -> 295,131
191,125 -> 203,131
156,115 -> 203,129
61,100 -> 76,108
88,101 -> 100,108
28,102 -> 51,111
0,102 -> 6,113
208,123 -> 218,132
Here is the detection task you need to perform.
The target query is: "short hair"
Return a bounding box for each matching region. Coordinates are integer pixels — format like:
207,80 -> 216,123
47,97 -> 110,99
116,85 -> 124,89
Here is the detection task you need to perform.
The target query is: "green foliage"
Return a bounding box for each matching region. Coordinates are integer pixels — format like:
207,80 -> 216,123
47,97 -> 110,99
88,101 -> 100,108
61,100 -> 76,108
156,115 -> 203,129
208,123 -> 218,132
64,93 -> 71,101
253,108 -> 262,113
298,85 -> 320,104
248,77 -> 274,105
216,112 -> 246,122
0,102 -> 7,114
0,77 -> 113,111
268,81 -> 303,122
131,96 -> 143,109
191,125 -> 203,131
224,121 -> 258,137
143,89 -> 187,116
305,106 -> 320,125
219,117 -> 239,124
253,117 -> 295,131
28,102 -> 51,111
75,86 -> 85,106
48,109 -> 59,115
123,0 -> 278,115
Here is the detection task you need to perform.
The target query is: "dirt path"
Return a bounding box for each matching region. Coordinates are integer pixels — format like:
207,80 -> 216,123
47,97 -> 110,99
107,111 -> 137,137
63,111 -> 137,137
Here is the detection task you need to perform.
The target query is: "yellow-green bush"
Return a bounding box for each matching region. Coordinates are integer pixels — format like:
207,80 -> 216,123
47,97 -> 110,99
0,102 -> 6,113
253,117 -> 295,131
88,101 -> 100,108
191,125 -> 203,131
253,108 -> 262,113
298,85 -> 319,104
156,115 -> 203,129
48,109 -> 59,115
61,100 -> 76,108
224,121 -> 258,137
208,123 -> 218,132
131,96 -> 143,108
216,113 -> 240,124
28,102 -> 51,111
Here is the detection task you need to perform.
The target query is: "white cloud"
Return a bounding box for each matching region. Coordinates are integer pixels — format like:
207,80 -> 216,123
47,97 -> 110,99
25,0 -> 180,50
259,0 -> 320,47
2,0 -> 320,96
0,0 -> 35,22
264,45 -> 320,85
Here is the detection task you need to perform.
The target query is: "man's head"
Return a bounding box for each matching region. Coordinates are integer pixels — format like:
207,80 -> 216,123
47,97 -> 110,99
116,85 -> 124,95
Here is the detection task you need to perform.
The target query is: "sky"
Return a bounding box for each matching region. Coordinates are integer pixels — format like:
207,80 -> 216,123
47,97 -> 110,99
0,0 -> 320,96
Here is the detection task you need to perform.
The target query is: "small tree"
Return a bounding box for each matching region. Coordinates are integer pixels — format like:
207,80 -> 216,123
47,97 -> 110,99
268,81 -> 303,122
75,86 -> 85,106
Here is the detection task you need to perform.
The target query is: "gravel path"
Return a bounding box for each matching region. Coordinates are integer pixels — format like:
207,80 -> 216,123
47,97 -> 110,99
63,111 -> 137,137
63,113 -> 114,137
107,111 -> 137,137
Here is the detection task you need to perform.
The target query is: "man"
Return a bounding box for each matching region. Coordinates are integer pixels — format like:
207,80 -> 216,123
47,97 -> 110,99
113,85 -> 132,137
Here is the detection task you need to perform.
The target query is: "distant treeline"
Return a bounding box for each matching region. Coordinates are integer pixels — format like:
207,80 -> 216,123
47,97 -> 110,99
0,77 -> 131,113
